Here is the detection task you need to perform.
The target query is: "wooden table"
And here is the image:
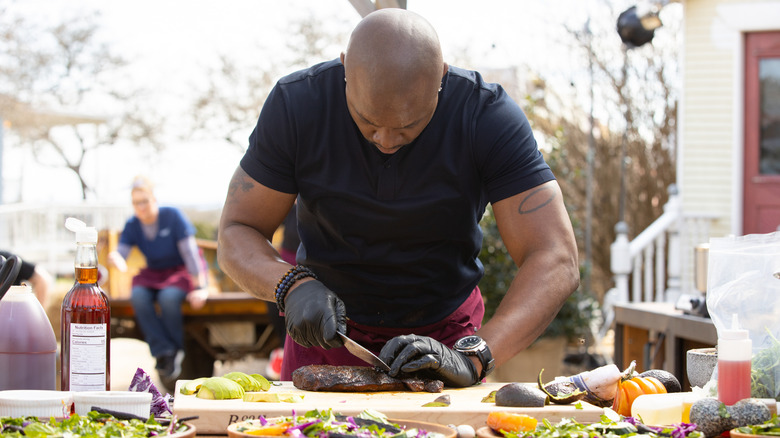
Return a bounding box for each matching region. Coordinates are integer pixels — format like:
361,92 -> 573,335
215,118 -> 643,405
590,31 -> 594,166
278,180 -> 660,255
174,381 -> 604,436
613,302 -> 717,390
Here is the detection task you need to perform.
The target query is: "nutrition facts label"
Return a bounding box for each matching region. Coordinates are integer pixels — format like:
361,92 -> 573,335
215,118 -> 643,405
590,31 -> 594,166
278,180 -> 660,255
69,323 -> 107,391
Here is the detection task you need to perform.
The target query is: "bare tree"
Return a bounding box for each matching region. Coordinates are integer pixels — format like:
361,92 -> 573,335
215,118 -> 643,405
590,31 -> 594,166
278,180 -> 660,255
190,54 -> 277,151
190,13 -> 350,151
0,4 -> 164,200
526,2 -> 681,301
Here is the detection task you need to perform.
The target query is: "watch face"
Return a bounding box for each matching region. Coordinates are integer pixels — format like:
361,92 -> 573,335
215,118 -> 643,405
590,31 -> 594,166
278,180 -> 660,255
456,335 -> 482,349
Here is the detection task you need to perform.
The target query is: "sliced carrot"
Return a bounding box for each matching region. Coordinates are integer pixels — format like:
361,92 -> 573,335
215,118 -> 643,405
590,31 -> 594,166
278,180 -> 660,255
243,422 -> 291,436
487,411 -> 538,434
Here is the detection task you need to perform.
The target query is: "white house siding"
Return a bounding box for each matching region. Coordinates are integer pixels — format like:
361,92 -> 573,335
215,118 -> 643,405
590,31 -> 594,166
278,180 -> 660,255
681,0 -> 736,238
680,0 -> 780,237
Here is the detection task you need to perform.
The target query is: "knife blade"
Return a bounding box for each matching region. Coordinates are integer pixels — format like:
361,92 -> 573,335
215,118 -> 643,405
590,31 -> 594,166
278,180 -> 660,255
337,331 -> 391,372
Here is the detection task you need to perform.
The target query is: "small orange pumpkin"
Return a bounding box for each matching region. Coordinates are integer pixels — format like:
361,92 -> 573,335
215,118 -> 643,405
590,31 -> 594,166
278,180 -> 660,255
612,374 -> 667,416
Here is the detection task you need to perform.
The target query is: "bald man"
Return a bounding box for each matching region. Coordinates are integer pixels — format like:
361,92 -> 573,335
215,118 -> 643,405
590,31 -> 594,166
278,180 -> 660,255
218,8 -> 578,387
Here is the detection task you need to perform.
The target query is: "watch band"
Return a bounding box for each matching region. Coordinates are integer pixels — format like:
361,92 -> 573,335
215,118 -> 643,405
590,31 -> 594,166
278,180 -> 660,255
454,335 -> 495,382
476,348 -> 495,381
475,348 -> 495,381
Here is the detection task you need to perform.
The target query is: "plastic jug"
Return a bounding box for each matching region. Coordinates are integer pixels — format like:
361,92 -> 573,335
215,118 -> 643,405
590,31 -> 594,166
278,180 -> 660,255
0,285 -> 58,390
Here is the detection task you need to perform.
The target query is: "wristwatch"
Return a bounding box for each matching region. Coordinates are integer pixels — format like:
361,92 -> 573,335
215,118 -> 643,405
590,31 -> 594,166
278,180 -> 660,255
453,335 -> 495,381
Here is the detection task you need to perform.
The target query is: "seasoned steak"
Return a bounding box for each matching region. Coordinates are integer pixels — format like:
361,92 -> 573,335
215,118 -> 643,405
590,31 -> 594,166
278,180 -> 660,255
292,365 -> 444,393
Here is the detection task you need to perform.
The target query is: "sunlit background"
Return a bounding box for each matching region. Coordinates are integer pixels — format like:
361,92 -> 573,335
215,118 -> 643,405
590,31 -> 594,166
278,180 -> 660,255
0,0 -> 681,208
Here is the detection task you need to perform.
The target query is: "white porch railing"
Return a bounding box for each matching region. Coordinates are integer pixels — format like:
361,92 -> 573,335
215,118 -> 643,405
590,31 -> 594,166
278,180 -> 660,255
0,202 -> 133,275
602,185 -> 719,335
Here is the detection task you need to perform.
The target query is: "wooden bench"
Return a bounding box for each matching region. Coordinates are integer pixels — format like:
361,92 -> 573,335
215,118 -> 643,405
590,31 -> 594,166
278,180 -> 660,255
110,291 -> 278,379
100,231 -> 283,380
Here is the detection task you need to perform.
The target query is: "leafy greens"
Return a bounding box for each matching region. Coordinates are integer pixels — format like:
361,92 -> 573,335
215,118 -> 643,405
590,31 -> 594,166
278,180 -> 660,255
231,409 -> 446,438
499,409 -> 703,438
751,331 -> 780,401
0,411 -> 189,437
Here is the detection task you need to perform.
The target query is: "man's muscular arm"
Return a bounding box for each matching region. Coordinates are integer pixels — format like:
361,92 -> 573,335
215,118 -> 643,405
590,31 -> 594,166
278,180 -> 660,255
474,180 -> 579,372
217,167 -> 297,302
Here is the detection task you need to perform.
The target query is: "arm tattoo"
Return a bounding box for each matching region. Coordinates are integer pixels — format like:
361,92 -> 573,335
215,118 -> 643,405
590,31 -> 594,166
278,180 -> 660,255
517,186 -> 555,214
227,173 -> 255,200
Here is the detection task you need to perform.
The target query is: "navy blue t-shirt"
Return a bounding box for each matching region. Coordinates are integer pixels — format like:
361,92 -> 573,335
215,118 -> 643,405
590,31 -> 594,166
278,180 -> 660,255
119,207 -> 194,270
241,59 -> 554,327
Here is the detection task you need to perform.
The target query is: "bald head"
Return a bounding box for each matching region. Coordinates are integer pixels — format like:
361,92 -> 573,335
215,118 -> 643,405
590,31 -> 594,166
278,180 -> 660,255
344,9 -> 444,98
341,9 -> 448,153
344,9 -> 443,95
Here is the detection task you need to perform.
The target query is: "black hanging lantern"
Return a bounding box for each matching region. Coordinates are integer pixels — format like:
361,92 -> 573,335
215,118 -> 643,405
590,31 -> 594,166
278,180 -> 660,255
617,5 -> 661,48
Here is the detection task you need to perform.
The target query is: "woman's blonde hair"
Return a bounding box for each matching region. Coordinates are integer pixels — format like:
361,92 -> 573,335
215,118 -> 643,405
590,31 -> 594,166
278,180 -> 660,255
131,175 -> 155,196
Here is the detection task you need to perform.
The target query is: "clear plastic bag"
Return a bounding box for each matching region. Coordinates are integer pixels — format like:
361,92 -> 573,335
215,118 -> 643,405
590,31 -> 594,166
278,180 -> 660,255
706,231 -> 780,400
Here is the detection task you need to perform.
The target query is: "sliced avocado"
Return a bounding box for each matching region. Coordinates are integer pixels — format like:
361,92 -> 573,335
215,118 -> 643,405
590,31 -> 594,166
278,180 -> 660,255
250,373 -> 272,391
180,377 -> 208,395
223,371 -> 263,392
421,394 -> 451,407
196,376 -> 245,400
280,394 -> 304,403
481,390 -> 497,403
242,392 -> 304,403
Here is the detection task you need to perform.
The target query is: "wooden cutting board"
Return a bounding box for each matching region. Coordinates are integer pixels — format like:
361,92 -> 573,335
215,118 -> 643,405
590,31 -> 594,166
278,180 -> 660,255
173,380 -> 604,435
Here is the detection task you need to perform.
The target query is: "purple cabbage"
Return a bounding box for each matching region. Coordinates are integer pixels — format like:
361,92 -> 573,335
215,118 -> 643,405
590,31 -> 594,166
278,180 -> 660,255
288,420 -> 319,432
128,367 -> 173,416
670,423 -> 699,438
624,416 -> 699,438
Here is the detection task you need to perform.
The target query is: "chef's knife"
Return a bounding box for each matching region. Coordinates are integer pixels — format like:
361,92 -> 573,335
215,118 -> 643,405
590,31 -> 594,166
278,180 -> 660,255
337,331 -> 391,372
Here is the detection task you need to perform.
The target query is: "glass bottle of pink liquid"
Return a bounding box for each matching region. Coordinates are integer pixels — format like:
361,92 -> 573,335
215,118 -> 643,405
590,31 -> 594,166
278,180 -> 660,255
61,218 -> 111,391
717,314 -> 751,405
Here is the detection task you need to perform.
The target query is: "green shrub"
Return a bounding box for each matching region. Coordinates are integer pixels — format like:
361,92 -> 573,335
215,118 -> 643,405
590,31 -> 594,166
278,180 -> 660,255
478,205 -> 598,342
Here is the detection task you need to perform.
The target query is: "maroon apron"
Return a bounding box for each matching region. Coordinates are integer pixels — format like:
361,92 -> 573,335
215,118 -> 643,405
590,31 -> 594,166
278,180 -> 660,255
280,286 -> 485,380
279,248 -> 297,265
132,265 -> 193,293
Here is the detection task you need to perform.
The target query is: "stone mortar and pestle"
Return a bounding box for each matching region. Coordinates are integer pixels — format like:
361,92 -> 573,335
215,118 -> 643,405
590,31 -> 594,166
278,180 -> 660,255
687,347 -> 718,388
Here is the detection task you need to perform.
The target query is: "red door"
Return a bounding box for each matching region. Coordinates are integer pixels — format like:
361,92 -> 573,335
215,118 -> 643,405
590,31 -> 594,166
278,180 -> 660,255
743,31 -> 780,234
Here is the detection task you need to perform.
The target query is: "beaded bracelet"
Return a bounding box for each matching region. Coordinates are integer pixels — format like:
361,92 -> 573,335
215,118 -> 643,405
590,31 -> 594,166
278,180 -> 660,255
274,265 -> 318,313
276,271 -> 318,313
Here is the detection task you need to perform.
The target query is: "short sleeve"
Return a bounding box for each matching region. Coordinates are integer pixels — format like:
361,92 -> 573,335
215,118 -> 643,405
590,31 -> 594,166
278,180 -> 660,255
240,84 -> 298,194
169,208 -> 195,240
474,85 -> 554,204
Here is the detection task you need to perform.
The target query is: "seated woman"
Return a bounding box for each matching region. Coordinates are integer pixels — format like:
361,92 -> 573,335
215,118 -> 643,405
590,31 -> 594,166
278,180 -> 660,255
109,176 -> 209,383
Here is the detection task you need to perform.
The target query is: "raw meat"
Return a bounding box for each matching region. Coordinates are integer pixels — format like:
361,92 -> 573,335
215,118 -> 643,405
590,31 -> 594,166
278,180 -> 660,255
292,365 -> 444,393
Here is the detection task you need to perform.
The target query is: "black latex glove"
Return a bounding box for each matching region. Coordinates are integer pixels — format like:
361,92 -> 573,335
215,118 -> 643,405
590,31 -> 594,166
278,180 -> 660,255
284,280 -> 347,349
379,334 -> 478,387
